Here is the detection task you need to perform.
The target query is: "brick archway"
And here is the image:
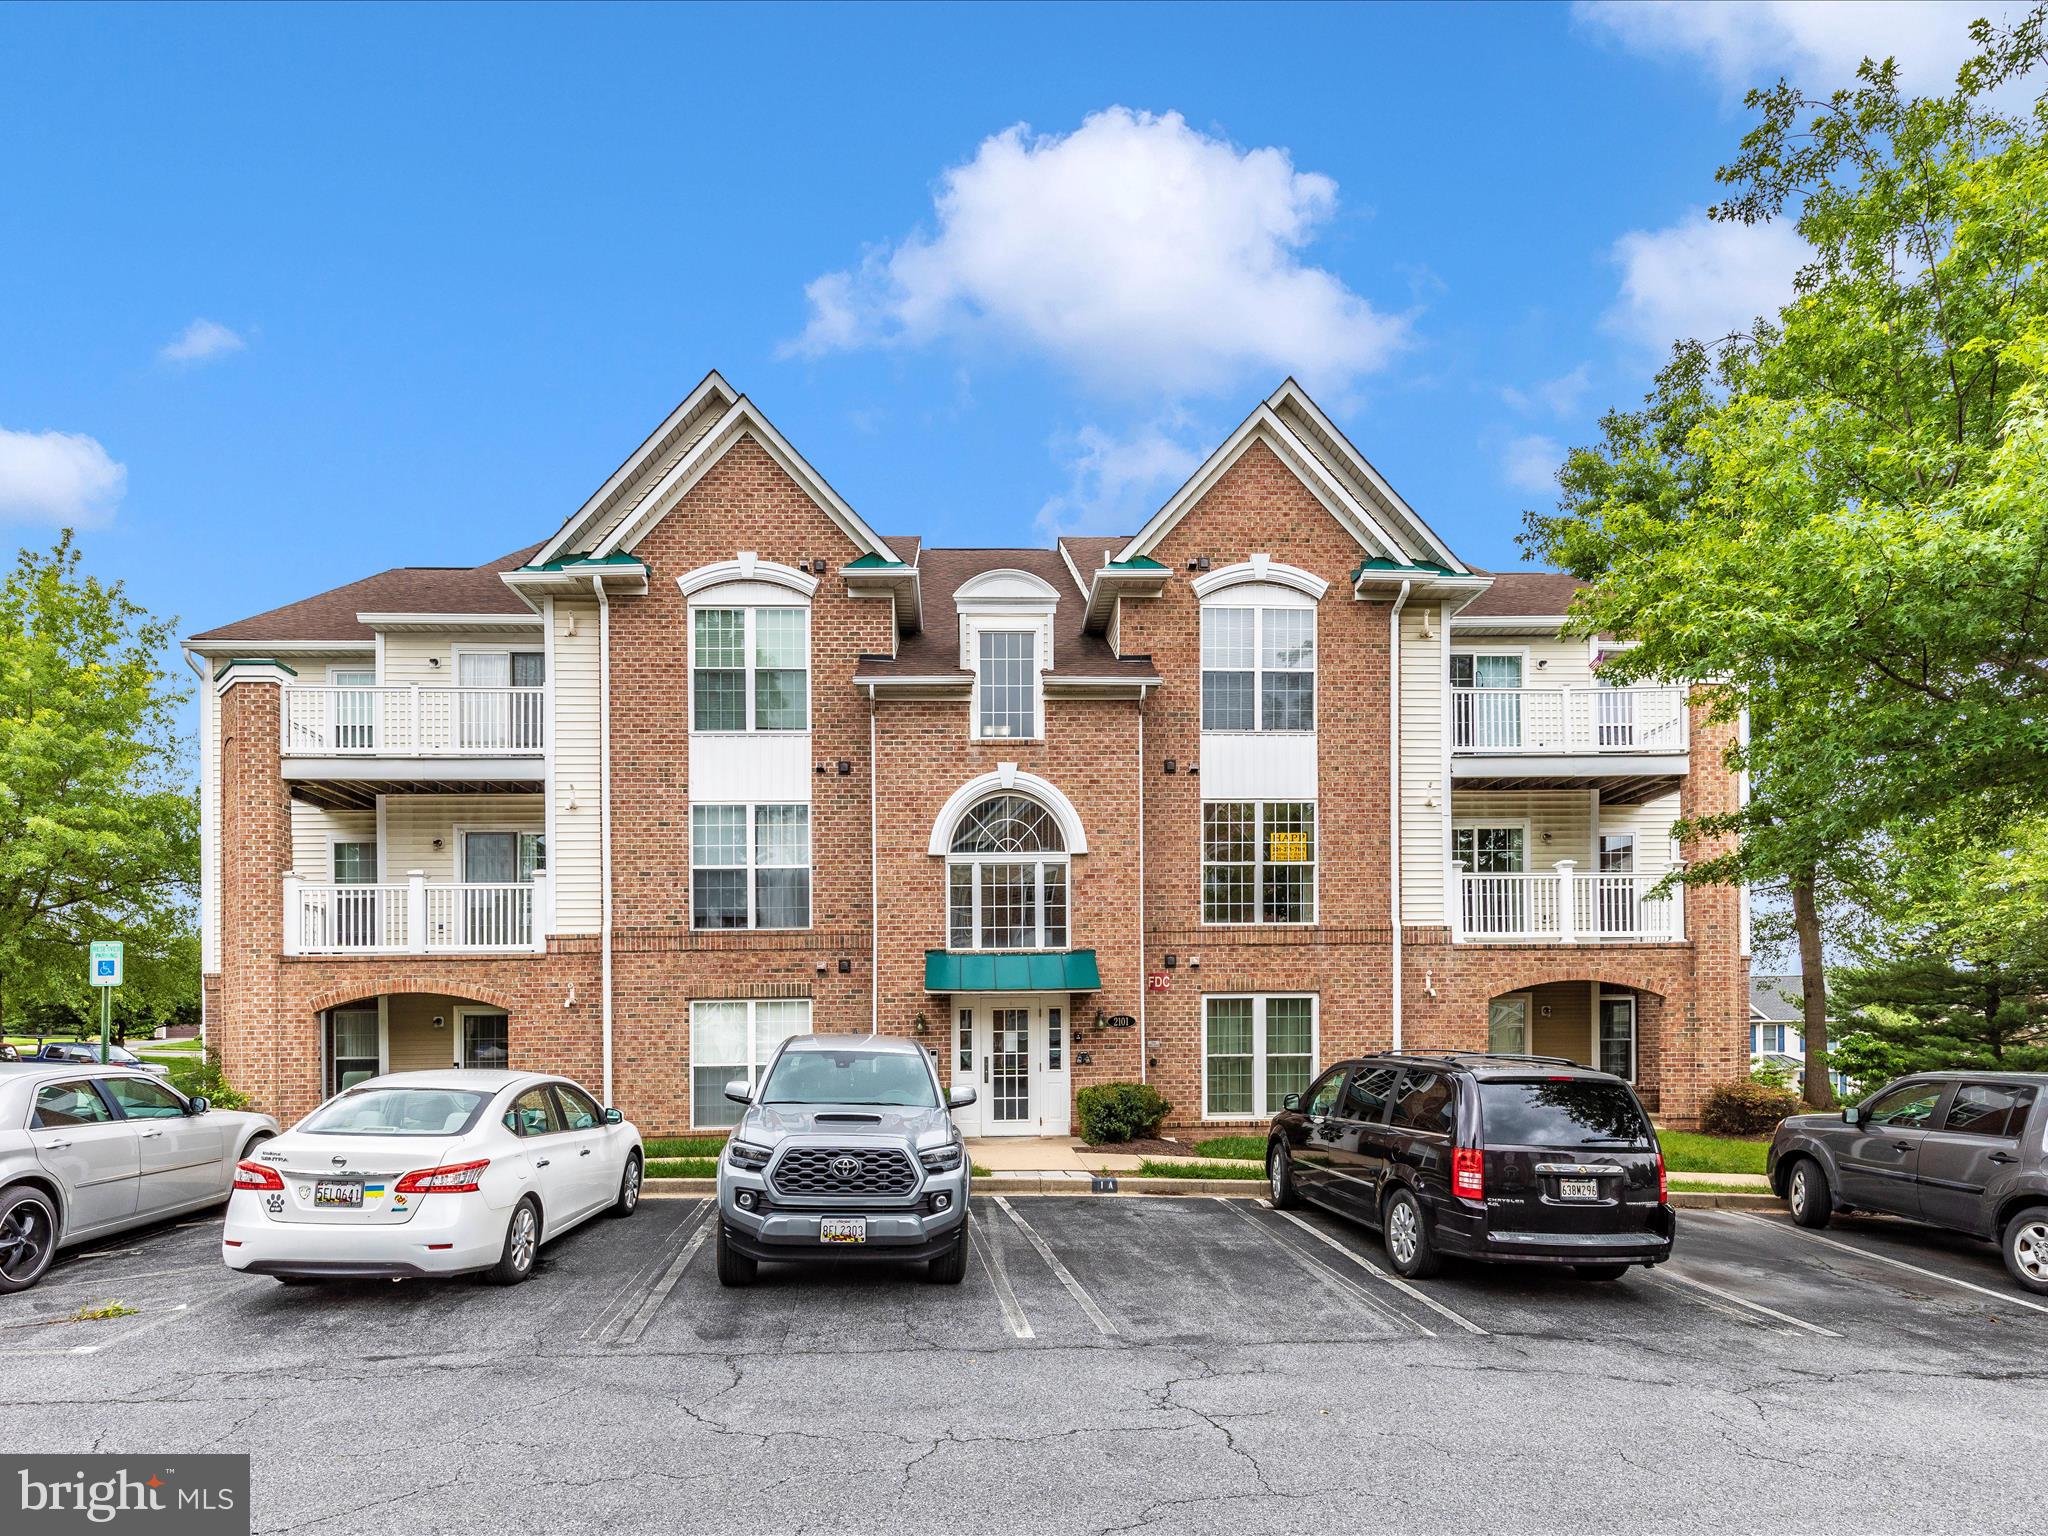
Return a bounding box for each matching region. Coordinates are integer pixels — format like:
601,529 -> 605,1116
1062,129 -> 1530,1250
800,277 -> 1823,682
305,978 -> 522,1016
1481,957 -> 1672,1004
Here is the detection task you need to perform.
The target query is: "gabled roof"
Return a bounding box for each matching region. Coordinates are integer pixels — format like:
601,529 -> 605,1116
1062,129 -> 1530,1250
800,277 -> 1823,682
187,545 -> 542,644
1750,976 -> 1806,1024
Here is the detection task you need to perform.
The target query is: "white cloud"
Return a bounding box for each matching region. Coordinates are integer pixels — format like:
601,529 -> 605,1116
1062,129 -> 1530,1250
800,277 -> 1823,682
1501,433 -> 1565,497
786,107 -> 1408,397
1605,208 -> 1808,352
1502,363 -> 1592,418
1036,420 -> 1204,539
1574,0 -> 2028,97
0,428 -> 127,527
159,318 -> 246,366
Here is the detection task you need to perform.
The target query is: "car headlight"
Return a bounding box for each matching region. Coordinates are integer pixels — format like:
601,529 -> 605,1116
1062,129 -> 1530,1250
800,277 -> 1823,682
726,1140 -> 772,1172
919,1142 -> 963,1173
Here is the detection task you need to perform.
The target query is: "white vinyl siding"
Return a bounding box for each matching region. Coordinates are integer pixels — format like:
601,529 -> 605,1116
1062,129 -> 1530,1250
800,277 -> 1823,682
550,598 -> 602,933
1400,602 -> 1445,925
381,794 -> 544,884
291,805 -> 376,878
377,628 -> 543,688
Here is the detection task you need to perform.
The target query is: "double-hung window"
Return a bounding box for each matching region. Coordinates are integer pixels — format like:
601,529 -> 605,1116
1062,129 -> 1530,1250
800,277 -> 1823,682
1200,607 -> 1315,731
1450,652 -> 1524,750
691,804 -> 811,929
1202,801 -> 1316,924
1203,995 -> 1316,1118
693,607 -> 809,732
976,631 -> 1037,739
947,794 -> 1067,949
691,999 -> 812,1129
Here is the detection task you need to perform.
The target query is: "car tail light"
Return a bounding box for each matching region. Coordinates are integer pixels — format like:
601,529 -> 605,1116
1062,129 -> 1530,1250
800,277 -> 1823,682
233,1161 -> 284,1192
1656,1151 -> 1668,1204
1451,1146 -> 1484,1201
394,1159 -> 489,1194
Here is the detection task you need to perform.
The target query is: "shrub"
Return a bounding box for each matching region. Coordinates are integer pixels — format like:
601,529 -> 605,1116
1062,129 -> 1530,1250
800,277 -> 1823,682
171,1048 -> 249,1111
1076,1082 -> 1171,1144
1698,1078 -> 1806,1137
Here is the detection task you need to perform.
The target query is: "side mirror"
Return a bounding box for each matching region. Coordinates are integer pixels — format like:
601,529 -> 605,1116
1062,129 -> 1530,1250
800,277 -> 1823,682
1842,1106 -> 1861,1126
187,1095 -> 210,1115
723,1078 -> 754,1107
604,1107 -> 624,1125
948,1086 -> 978,1110
1282,1093 -> 1302,1112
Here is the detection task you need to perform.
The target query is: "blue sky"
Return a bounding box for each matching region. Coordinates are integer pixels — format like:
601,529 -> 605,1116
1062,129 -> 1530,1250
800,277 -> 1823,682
0,1 -> 2011,642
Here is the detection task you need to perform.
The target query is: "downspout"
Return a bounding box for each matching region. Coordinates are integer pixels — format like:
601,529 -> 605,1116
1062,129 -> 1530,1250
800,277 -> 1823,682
869,684 -> 879,1037
183,647 -> 213,1055
1388,581 -> 1412,1053
594,576 -> 614,1106
1136,699 -> 1147,1085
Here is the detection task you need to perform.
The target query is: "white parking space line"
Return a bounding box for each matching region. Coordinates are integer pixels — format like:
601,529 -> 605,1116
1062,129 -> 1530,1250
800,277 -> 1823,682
1729,1210 -> 2048,1317
582,1201 -> 709,1344
614,1220 -> 711,1346
71,1248 -> 143,1262
1261,1204 -> 1488,1337
971,1210 -> 1034,1341
1650,1265 -> 1841,1337
992,1196 -> 1117,1339
1217,1199 -> 1432,1337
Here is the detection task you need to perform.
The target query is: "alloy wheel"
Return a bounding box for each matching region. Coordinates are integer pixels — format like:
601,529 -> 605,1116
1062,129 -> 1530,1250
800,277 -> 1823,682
0,1201 -> 51,1283
1268,1150 -> 1285,1203
2016,1220 -> 2048,1283
623,1160 -> 642,1211
1389,1201 -> 1417,1266
1791,1166 -> 1812,1217
510,1206 -> 538,1273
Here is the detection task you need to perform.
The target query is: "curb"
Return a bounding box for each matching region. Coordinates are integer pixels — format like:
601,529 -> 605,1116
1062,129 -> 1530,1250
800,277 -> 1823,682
1671,1190 -> 1778,1209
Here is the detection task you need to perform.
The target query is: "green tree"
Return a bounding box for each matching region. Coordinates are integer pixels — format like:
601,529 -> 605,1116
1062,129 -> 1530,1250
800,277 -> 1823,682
1522,15 -> 2048,1107
0,534 -> 197,1033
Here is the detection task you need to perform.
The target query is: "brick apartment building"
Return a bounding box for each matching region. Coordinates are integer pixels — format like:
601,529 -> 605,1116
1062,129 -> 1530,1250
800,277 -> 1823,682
185,373 -> 1750,1137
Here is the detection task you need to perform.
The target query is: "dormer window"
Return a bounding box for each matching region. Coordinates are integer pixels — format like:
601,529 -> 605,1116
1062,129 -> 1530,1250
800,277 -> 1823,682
977,631 -> 1037,740
953,566 -> 1060,743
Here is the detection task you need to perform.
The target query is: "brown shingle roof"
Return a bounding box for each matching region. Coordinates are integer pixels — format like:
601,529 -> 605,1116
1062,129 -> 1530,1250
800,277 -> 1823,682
189,544 -> 544,642
855,547 -> 1157,682
1462,569 -> 1586,618
1053,536 -> 1130,593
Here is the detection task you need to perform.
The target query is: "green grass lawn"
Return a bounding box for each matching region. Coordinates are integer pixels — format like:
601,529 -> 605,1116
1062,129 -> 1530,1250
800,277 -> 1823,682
643,1136 -> 728,1159
137,1039 -> 203,1055
645,1158 -> 719,1179
1657,1131 -> 1770,1176
1191,1135 -> 1266,1161
1671,1176 -> 1772,1193
1131,1159 -> 1266,1180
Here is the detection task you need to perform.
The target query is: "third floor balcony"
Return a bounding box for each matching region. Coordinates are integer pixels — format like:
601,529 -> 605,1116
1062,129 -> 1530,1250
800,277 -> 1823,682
1449,685 -> 1689,797
279,685 -> 546,799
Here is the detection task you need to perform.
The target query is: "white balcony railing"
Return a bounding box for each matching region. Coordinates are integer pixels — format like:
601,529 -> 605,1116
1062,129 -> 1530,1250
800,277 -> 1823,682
1450,686 -> 1688,755
285,872 -> 551,955
280,686 -> 545,757
1453,865 -> 1682,943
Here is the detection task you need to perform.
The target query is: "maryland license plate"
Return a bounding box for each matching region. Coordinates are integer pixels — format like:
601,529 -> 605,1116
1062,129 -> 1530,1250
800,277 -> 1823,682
1559,1178 -> 1599,1201
314,1180 -> 364,1208
820,1217 -> 867,1244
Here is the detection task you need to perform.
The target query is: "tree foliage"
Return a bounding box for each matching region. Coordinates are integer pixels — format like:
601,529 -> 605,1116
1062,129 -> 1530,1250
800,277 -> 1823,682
0,535 -> 197,1029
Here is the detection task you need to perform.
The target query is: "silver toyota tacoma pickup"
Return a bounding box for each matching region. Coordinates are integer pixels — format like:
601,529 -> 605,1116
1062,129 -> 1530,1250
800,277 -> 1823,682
716,1034 -> 975,1286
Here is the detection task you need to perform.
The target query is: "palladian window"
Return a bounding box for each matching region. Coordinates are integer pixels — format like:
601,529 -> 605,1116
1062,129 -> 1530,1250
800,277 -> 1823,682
946,795 -> 1068,950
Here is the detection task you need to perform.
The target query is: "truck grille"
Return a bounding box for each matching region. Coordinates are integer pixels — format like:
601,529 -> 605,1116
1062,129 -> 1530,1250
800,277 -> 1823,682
771,1146 -> 918,1198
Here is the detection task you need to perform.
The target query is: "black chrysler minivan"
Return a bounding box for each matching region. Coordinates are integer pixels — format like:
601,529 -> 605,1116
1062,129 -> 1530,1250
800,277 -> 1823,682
1266,1052 -> 1675,1280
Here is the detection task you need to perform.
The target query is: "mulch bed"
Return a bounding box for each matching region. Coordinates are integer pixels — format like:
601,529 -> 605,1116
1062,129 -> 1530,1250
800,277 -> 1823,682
1079,1137 -> 1207,1157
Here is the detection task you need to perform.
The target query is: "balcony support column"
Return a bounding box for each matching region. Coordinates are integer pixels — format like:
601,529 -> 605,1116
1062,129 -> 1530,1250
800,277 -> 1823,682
1553,859 -> 1577,944
530,870 -> 552,954
407,869 -> 428,953
282,874 -> 302,956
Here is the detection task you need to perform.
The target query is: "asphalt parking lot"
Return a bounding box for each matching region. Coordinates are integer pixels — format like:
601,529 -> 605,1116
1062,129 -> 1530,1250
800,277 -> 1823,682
2,1194 -> 2044,1534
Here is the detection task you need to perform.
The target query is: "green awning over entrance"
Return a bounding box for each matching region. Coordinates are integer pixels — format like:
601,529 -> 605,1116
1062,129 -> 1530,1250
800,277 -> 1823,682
924,950 -> 1102,993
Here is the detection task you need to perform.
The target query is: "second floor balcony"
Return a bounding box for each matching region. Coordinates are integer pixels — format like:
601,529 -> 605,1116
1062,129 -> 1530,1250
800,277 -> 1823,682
281,685 -> 545,759
284,872 -> 552,956
1453,867 -> 1683,944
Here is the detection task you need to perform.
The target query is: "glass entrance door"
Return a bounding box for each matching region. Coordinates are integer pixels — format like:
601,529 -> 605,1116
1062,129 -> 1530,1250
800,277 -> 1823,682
1488,995 -> 1530,1055
988,1009 -> 1031,1124
326,1006 -> 381,1094
957,998 -> 1072,1136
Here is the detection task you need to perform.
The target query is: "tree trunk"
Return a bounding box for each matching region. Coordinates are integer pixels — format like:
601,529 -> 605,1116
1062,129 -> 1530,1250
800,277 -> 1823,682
1791,872 -> 1834,1109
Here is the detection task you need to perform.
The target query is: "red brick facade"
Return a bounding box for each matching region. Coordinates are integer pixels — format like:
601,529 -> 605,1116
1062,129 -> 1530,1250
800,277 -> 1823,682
206,415 -> 1750,1133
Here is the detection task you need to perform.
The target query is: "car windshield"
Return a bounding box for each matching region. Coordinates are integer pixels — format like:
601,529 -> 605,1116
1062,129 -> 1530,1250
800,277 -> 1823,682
1479,1080 -> 1652,1148
299,1087 -> 489,1136
53,1044 -> 139,1063
758,1049 -> 939,1109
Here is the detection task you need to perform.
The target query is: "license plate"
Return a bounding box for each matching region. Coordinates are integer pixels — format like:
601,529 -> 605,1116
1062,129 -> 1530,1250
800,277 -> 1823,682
820,1217 -> 866,1245
1559,1178 -> 1599,1201
314,1180 -> 363,1208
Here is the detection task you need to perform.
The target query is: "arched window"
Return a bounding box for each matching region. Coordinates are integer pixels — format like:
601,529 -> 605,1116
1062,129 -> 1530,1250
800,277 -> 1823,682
947,794 -> 1068,950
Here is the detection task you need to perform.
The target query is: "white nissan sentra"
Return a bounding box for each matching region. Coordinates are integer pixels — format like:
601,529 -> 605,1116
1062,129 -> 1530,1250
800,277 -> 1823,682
222,1070 -> 643,1284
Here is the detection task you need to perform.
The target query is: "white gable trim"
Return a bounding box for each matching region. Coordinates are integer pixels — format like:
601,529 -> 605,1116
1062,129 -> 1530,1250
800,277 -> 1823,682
953,567 -> 1063,610
676,553 -> 820,601
1267,379 -> 1469,575
590,395 -> 900,565
534,370 -> 737,567
1113,404 -> 1405,567
1191,555 -> 1329,602
926,765 -> 1089,856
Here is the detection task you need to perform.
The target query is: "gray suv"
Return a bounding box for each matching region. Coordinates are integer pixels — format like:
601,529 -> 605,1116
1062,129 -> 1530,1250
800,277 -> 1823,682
715,1034 -> 975,1286
1768,1071 -> 2048,1293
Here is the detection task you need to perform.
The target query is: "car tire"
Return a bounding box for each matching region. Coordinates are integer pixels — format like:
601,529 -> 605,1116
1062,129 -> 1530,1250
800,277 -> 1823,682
1267,1143 -> 1301,1210
1382,1187 -> 1440,1279
484,1197 -> 541,1285
240,1131 -> 274,1158
2001,1204 -> 2048,1295
715,1220 -> 756,1287
610,1153 -> 642,1218
1786,1156 -> 1832,1229
926,1225 -> 970,1285
1572,1263 -> 1630,1282
0,1186 -> 60,1294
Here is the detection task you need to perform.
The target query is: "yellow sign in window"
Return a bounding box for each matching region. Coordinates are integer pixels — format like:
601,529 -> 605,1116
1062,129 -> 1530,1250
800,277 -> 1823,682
1268,831 -> 1310,864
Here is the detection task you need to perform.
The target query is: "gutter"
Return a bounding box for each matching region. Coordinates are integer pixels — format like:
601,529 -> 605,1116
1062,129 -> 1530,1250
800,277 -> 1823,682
869,684 -> 879,1037
1388,580 -> 1411,1052
182,646 -> 213,1057
1136,702 -> 1147,1084
595,575 -> 615,1106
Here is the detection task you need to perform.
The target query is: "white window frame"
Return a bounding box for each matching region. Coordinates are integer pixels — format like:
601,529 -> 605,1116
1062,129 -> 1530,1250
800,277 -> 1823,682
688,605 -> 812,735
454,824 -> 545,884
450,642 -> 546,682
1489,991 -> 1534,1054
689,998 -> 814,1128
1199,603 -> 1319,734
690,802 -> 813,931
1200,993 -> 1319,1121
1201,800 -> 1318,927
1597,990 -> 1638,1080
454,1004 -> 509,1070
971,628 -> 1041,742
1451,819 -> 1531,874
946,850 -> 1069,950
1448,647 -> 1531,689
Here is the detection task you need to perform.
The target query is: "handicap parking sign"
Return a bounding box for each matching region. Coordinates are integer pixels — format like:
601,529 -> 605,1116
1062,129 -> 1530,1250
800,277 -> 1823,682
88,940 -> 123,987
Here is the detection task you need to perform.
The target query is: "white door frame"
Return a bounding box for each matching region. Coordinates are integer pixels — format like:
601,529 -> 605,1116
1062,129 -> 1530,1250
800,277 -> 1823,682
949,993 -> 1072,1137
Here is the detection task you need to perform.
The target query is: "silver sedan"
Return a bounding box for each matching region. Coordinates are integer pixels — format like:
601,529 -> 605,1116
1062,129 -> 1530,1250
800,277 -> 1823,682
0,1064 -> 280,1292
